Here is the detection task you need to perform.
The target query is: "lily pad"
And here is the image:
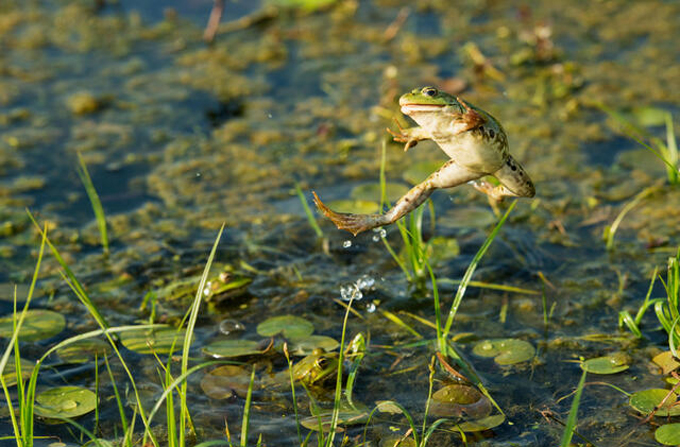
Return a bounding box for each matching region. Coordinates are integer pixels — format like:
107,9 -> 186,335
443,207 -> 497,229
200,365 -> 252,399
300,410 -> 367,432
457,414 -> 506,432
652,351 -> 680,375
1,357 -> 34,387
350,182 -> 409,204
379,435 -> 416,447
289,335 -> 339,355
327,199 -> 379,214
656,423 -> 680,445
472,339 -> 535,365
34,386 -> 97,419
402,161 -> 444,185
0,310 -> 65,342
581,354 -> 630,374
426,237 -> 460,266
0,283 -> 30,302
202,340 -> 262,358
119,327 -> 186,355
256,315 -> 314,339
630,389 -> 680,417
430,384 -> 492,419
56,338 -> 111,364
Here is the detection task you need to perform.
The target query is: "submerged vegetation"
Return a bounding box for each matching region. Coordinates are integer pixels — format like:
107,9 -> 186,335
1,0 -> 680,446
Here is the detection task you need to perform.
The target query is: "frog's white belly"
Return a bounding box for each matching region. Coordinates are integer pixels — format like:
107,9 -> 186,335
434,132 -> 504,173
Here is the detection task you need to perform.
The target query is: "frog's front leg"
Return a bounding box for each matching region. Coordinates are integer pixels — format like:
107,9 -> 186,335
313,160 -> 483,236
387,120 -> 431,151
444,97 -> 487,135
472,155 -> 535,200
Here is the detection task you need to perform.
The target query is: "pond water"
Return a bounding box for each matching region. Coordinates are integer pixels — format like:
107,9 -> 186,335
1,0 -> 680,446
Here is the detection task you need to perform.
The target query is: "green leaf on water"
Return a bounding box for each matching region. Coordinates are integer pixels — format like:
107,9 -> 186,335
652,351 -> 680,375
350,182 -> 410,203
472,339 -> 535,365
656,423 -> 680,445
256,315 -> 314,339
402,161 -> 444,185
56,338 -> 111,364
457,414 -> 506,432
119,327 -> 186,355
0,309 -> 65,342
581,353 -> 630,374
443,207 -> 497,229
0,283 -> 30,302
426,237 -> 460,266
327,199 -> 379,214
34,386 -> 97,419
630,389 -> 680,417
430,384 -> 492,418
202,340 -> 262,358
378,435 -> 416,447
288,335 -> 339,355
200,365 -> 252,399
1,357 -> 33,387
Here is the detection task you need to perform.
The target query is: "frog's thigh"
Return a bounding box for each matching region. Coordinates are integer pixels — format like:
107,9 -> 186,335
492,155 -> 535,198
427,159 -> 484,189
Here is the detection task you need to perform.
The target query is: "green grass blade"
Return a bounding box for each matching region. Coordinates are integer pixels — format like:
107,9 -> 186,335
240,366 -> 256,447
76,152 -> 109,254
441,201 -> 516,351
295,183 -> 323,238
665,112 -> 678,184
178,224 -> 224,446
559,369 -> 587,447
283,344 -> 303,446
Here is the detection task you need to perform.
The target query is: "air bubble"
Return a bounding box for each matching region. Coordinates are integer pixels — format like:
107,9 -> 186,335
356,274 -> 375,290
340,283 -> 363,301
343,240 -> 352,248
366,302 -> 376,313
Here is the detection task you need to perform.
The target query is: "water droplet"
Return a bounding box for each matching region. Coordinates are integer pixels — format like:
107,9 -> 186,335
372,234 -> 380,242
219,319 -> 246,335
366,302 -> 376,313
343,240 -> 352,248
340,283 -> 362,301
356,274 -> 375,290
267,113 -> 273,119
379,228 -> 387,238
196,172 -> 201,177
203,281 -> 212,296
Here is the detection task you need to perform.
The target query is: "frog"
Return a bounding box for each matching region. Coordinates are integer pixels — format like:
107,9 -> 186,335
312,86 -> 535,236
290,348 -> 339,387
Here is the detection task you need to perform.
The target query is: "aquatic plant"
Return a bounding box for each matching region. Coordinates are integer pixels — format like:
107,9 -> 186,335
76,152 -> 109,255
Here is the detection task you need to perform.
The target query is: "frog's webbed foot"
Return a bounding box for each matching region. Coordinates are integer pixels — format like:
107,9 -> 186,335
471,179 -> 516,201
312,192 -> 382,236
386,119 -> 430,151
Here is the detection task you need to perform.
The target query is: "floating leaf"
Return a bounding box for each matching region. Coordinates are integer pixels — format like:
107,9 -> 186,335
426,237 -> 460,266
300,409 -> 367,432
200,365 -> 252,399
402,161 -> 444,185
350,182 -> 409,204
430,384 -> 492,418
0,283 -> 30,302
581,353 -> 630,374
202,340 -> 262,358
656,423 -> 680,445
119,327 -> 186,355
379,435 -> 416,447
0,310 -> 65,342
632,107 -> 668,127
653,351 -> 680,375
443,207 -> 497,229
375,400 -> 403,414
1,357 -> 34,387
327,199 -> 379,214
34,386 -> 97,419
472,339 -> 535,365
457,414 -> 506,432
288,335 -> 339,355
256,315 -> 314,339
56,338 -> 111,364
630,389 -> 680,417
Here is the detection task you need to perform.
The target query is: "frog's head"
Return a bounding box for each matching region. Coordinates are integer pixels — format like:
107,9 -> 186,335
399,86 -> 459,116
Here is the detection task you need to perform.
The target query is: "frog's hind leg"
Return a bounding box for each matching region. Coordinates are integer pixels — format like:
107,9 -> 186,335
472,155 -> 535,200
313,160 -> 482,236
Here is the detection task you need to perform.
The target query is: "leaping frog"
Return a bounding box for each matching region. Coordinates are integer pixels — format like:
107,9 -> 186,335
313,86 -> 535,236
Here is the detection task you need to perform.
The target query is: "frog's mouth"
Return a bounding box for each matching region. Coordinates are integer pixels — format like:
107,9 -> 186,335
400,103 -> 445,115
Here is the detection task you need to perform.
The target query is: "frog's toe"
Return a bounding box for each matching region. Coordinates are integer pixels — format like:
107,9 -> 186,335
312,191 -> 374,236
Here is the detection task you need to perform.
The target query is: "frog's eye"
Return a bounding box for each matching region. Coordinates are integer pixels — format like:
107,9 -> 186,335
422,87 -> 438,97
